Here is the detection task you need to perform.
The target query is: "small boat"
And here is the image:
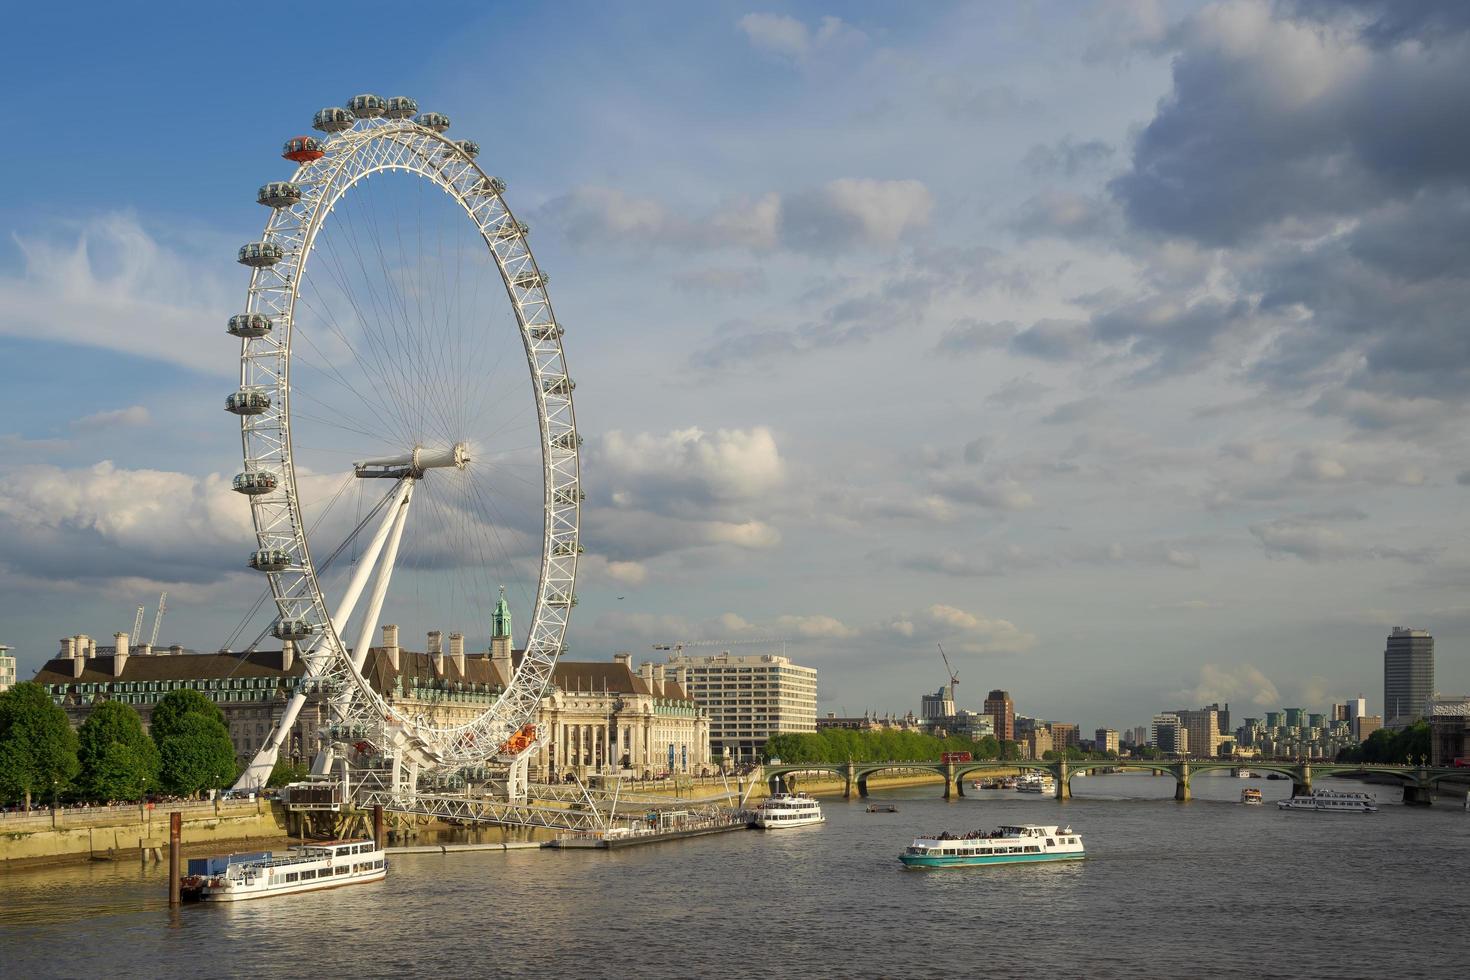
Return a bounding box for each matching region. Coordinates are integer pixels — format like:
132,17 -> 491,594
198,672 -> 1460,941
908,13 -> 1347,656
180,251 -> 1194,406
1241,788 -> 1263,806
755,792 -> 825,829
1277,790 -> 1377,813
1236,769 -> 1252,778
1016,772 -> 1055,794
866,803 -> 898,813
900,824 -> 1084,869
185,839 -> 386,902
1265,773 -> 1289,781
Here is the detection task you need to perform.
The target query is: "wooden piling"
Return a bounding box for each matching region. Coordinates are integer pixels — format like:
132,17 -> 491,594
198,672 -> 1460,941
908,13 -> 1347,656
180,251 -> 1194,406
373,805 -> 385,850
168,812 -> 182,907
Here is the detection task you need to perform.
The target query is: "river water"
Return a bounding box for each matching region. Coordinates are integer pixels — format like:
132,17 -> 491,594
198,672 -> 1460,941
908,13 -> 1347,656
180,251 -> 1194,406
2,773 -> 1465,979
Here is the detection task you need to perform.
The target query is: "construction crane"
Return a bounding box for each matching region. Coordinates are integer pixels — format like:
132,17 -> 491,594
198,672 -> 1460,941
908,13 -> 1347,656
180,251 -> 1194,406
938,643 -> 959,702
652,637 -> 788,657
149,592 -> 168,646
130,605 -> 146,648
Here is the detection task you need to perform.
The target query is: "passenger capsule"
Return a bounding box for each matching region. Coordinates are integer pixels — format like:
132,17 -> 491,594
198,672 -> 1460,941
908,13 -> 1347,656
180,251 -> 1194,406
225,389 -> 272,415
238,242 -> 284,268
527,322 -> 563,340
541,376 -> 574,396
479,176 -> 507,195
312,107 -> 355,133
227,313 -> 273,338
551,542 -> 584,557
232,471 -> 279,496
272,619 -> 316,641
552,432 -> 584,450
281,136 -> 325,163
454,139 -> 480,158
347,93 -> 386,118
257,182 -> 301,208
545,590 -> 577,608
490,219 -> 528,241
513,271 -> 549,290
384,96 -> 418,119
248,549 -> 292,572
552,487 -> 586,505
414,111 -> 450,133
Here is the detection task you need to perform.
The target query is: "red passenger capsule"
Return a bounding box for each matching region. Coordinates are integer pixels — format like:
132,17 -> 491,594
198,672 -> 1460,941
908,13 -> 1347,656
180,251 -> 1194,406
281,136 -> 325,162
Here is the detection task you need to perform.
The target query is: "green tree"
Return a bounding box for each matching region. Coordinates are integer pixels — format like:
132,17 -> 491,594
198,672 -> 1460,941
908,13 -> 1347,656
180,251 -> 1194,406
150,689 -> 226,745
158,714 -> 237,797
77,701 -> 160,802
267,757 -> 308,788
0,682 -> 80,809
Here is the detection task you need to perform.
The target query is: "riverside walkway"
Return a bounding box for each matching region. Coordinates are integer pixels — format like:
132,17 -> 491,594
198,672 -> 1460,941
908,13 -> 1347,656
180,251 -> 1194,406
762,760 -> 1468,805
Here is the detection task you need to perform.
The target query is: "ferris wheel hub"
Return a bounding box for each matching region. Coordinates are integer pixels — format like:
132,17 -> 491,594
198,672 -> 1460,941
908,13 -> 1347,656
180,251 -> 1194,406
353,442 -> 470,479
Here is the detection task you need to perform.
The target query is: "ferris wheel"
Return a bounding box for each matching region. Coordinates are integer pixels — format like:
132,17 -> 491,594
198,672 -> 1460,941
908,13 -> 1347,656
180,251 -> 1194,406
229,94 -> 580,790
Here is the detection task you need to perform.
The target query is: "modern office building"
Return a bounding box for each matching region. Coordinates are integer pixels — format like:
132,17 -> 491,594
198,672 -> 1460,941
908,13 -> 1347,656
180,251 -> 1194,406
1094,728 -> 1119,753
1050,722 -> 1080,751
1354,714 -> 1382,742
1151,713 -> 1188,755
984,689 -> 1015,743
1175,706 -> 1223,758
920,686 -> 956,724
666,650 -> 818,761
0,644 -> 16,693
1427,697 -> 1470,767
1384,627 -> 1434,727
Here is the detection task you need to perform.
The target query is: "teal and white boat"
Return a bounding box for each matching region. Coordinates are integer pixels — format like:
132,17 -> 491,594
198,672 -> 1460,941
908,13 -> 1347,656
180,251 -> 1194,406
899,824 -> 1084,869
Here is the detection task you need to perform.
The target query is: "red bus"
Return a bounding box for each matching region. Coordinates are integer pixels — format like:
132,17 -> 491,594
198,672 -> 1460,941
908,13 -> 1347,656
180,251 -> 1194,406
1453,758 -> 1469,768
940,751 -> 973,763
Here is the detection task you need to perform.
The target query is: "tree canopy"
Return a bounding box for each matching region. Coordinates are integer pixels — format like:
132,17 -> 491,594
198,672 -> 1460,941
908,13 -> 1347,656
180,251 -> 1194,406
1336,721 -> 1432,765
0,682 -> 79,809
150,689 -> 226,745
158,714 -> 237,797
77,701 -> 161,802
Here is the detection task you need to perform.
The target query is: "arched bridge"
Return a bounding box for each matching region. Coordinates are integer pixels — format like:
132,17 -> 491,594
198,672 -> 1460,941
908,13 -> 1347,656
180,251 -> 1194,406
762,760 -> 1467,805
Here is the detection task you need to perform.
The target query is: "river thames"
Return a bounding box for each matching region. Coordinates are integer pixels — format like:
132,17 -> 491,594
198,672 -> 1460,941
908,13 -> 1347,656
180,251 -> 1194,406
2,773 -> 1465,978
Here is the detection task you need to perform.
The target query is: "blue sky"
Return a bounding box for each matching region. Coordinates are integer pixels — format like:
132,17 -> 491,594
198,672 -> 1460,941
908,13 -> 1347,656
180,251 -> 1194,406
3,1 -> 1469,733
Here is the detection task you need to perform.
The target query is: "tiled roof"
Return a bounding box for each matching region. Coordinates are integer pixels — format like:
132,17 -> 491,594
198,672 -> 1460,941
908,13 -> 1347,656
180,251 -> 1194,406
32,651 -> 303,686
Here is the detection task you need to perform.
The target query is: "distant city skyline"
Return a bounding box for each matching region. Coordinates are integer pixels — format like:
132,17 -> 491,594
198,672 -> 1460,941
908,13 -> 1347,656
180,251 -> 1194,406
1,2 -> 1469,730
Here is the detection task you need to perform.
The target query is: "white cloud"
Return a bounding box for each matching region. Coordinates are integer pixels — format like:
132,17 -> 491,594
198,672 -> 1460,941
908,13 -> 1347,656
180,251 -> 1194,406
1174,663 -> 1280,708
775,614 -> 858,640
883,603 -> 1037,656
0,214 -> 236,375
71,405 -> 150,431
596,426 -> 785,509
737,13 -> 865,62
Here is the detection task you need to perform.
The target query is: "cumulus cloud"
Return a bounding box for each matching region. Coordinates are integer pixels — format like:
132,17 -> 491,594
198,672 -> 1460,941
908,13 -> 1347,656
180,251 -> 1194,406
595,426 -> 784,510
774,614 -> 859,640
1174,663 -> 1280,708
883,603 -> 1037,656
1249,514 -> 1436,563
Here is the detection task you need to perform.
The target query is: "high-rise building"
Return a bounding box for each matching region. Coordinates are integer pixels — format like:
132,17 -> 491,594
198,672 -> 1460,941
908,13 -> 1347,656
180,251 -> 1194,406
1130,725 -> 1149,747
1051,722 -> 1080,751
920,686 -> 955,723
984,690 -> 1015,743
666,650 -> 818,761
1384,627 -> 1434,727
0,644 -> 16,693
1151,713 -> 1188,754
1348,696 -> 1367,722
1215,702 -> 1230,735
1095,728 -> 1119,753
1354,714 -> 1382,742
1175,706 -> 1222,758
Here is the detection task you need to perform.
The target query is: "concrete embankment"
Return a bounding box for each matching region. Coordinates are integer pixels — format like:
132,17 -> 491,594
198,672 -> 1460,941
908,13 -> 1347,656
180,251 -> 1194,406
1,801 -> 289,871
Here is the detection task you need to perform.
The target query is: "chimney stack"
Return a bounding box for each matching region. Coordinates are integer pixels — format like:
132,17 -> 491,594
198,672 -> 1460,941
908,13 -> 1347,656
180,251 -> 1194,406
281,638 -> 295,672
652,664 -> 665,696
428,630 -> 444,675
449,632 -> 465,675
113,632 -> 130,678
72,651 -> 86,679
614,652 -> 631,668
169,644 -> 183,656
138,643 -> 152,657
383,624 -> 400,672
61,637 -> 76,659
80,634 -> 95,659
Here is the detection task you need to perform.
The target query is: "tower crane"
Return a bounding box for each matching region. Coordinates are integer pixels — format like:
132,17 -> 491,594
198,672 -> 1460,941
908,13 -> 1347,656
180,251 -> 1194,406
130,605 -> 145,648
938,643 -> 959,703
149,592 -> 168,646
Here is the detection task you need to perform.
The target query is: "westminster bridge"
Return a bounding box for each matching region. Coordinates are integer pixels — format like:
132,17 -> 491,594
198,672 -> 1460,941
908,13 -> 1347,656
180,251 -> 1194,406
763,759 -> 1468,805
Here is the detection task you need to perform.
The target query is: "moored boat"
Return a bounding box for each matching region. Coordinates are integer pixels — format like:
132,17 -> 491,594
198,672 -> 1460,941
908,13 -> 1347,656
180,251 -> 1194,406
1276,789 -> 1377,813
1241,787 -> 1263,805
900,824 -> 1084,869
866,803 -> 898,813
187,839 -> 386,902
755,792 -> 825,828
1016,772 -> 1055,794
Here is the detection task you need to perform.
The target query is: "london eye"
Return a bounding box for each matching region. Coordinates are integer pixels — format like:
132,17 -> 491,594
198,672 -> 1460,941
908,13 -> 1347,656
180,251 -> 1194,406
228,94 -> 580,790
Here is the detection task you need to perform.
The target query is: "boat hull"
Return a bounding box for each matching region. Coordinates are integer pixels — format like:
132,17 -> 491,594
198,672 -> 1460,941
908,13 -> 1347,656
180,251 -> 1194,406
754,816 -> 825,829
900,852 -> 1084,869
201,866 -> 387,902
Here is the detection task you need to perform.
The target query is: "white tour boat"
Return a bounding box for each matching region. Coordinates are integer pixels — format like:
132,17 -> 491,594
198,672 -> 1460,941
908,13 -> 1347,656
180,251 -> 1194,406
1016,772 -> 1056,794
1241,787 -> 1263,805
900,824 -> 1085,869
1276,789 -> 1377,813
755,792 -> 825,829
185,839 -> 387,902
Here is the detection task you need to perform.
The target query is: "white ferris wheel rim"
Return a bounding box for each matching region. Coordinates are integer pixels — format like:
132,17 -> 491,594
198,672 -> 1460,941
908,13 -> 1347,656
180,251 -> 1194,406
234,106 -> 579,769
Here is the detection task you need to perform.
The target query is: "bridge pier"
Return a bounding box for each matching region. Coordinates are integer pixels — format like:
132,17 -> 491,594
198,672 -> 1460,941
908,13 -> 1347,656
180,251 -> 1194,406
1055,762 -> 1071,800
843,764 -> 857,800
943,763 -> 955,800
768,775 -> 785,796
1174,764 -> 1191,802
1292,764 -> 1311,799
1402,783 -> 1434,806
856,776 -> 869,799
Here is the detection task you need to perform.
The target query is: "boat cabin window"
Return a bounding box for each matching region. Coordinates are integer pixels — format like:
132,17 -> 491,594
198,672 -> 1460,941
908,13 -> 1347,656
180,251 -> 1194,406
286,872 -> 299,882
